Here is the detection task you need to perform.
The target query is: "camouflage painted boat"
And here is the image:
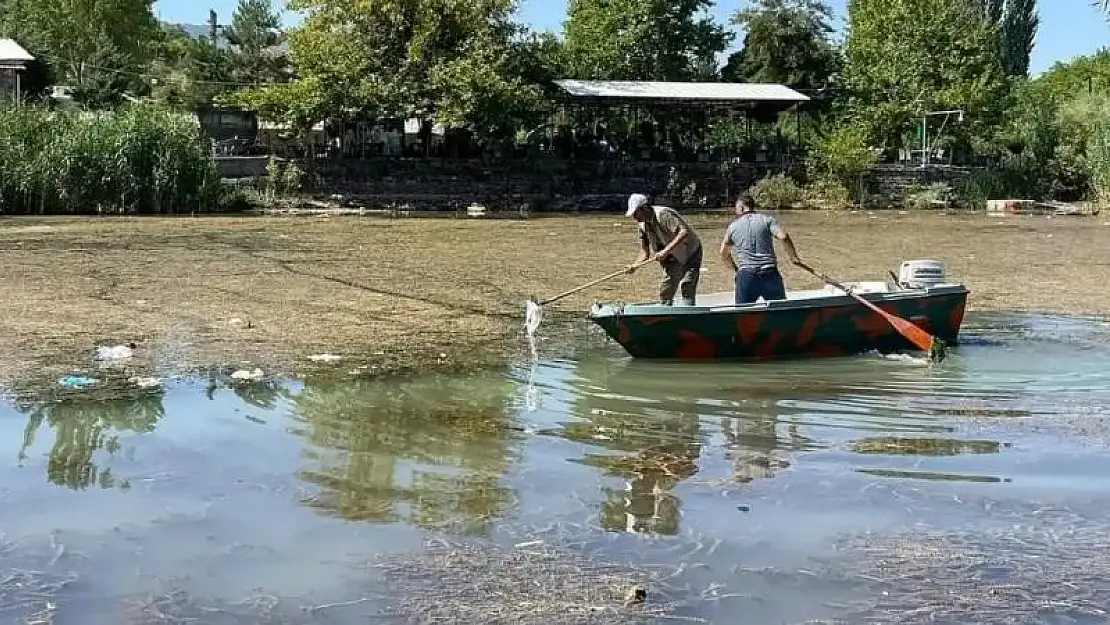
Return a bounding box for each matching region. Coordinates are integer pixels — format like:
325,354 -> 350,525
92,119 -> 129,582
588,264 -> 968,361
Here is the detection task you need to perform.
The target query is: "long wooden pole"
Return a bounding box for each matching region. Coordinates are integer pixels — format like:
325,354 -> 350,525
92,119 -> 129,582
797,263 -> 946,361
535,259 -> 653,306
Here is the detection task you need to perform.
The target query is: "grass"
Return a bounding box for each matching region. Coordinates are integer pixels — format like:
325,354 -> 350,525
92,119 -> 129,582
0,210 -> 1106,391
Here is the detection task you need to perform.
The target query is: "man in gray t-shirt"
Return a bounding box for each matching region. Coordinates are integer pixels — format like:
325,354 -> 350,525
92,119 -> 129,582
718,193 -> 804,305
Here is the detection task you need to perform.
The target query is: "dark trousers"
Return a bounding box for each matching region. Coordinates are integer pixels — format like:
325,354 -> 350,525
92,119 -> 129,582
660,246 -> 702,306
735,265 -> 786,305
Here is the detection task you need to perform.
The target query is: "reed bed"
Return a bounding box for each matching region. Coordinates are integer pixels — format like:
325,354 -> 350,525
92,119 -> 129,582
0,104 -> 220,214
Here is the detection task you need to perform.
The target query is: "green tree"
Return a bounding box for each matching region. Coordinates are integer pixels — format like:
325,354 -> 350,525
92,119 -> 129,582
999,0 -> 1038,78
224,0 -> 289,86
149,25 -> 236,109
973,0 -> 1038,78
725,0 -> 841,91
1029,48 -> 1110,102
235,0 -> 543,144
842,0 -> 1008,156
561,0 -> 731,80
0,0 -> 160,105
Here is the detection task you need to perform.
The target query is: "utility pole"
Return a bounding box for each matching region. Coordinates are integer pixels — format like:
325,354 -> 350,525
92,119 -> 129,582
208,10 -> 219,45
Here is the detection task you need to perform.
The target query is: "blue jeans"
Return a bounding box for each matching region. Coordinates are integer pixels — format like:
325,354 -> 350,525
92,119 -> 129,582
735,266 -> 786,305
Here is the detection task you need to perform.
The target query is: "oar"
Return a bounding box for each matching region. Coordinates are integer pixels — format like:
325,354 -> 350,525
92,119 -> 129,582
525,259 -> 653,336
796,262 -> 946,362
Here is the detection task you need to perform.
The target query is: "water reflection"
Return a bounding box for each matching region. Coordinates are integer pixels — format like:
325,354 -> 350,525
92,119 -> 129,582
721,414 -> 794,485
290,372 -> 522,535
15,387 -> 165,491
545,358 -> 707,535
198,365 -> 292,409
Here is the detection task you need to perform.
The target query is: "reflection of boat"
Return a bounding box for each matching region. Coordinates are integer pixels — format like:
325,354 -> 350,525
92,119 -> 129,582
588,260 -> 968,360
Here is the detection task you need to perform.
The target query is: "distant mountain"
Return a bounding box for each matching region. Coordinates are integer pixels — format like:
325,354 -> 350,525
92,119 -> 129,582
159,21 -> 288,56
160,21 -> 230,48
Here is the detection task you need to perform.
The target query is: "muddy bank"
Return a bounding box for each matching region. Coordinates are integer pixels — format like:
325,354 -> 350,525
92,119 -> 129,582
0,212 -> 1106,393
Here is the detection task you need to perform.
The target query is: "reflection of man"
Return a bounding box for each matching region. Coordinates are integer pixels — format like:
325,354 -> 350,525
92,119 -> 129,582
721,416 -> 790,484
602,446 -> 700,536
625,193 -> 703,306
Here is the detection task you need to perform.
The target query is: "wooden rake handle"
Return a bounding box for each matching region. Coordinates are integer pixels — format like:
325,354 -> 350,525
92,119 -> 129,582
536,258 -> 654,307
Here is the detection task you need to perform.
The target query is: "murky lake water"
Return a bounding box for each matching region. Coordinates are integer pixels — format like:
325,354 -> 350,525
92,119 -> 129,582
3,312 -> 1110,624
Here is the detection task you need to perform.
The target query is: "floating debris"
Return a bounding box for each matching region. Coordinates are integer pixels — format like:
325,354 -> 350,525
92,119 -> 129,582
58,376 -> 98,389
307,354 -> 342,363
94,343 -> 136,361
230,368 -> 265,382
128,376 -> 163,389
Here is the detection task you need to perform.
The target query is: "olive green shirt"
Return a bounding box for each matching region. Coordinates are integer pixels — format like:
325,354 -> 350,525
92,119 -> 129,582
638,205 -> 702,264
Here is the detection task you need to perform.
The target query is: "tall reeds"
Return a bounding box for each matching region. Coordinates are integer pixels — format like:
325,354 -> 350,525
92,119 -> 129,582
0,103 -> 221,214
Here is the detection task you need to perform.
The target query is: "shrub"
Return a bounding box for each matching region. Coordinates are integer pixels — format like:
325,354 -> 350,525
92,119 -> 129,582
0,103 -> 219,214
902,182 -> 951,210
1087,112 -> 1110,208
751,172 -> 804,209
805,177 -> 851,210
807,125 -> 879,189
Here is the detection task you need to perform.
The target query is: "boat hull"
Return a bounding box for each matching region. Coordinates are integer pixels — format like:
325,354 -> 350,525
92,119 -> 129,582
588,285 -> 968,361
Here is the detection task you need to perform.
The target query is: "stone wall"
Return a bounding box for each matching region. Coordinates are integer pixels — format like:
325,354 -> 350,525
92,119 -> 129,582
863,164 -> 977,206
216,156 -> 783,212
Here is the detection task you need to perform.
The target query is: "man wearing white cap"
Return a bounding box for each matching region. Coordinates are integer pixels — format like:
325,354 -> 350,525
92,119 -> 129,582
625,193 -> 703,306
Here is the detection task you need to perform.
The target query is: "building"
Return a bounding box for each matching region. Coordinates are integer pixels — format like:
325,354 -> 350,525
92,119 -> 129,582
0,39 -> 35,105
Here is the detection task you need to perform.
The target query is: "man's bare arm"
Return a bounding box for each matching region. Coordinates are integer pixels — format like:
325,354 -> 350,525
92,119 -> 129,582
656,227 -> 688,260
773,225 -> 803,265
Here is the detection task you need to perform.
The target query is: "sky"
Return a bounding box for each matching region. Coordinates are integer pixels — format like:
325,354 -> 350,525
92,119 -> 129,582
153,0 -> 1110,77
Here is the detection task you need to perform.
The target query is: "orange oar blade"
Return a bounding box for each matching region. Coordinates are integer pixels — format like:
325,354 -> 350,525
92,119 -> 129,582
801,265 -> 946,361
881,309 -> 936,353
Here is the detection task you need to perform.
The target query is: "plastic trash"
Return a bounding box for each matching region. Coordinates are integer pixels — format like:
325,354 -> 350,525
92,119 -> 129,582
231,368 -> 265,381
308,354 -> 342,363
59,376 -> 98,389
129,376 -> 163,389
94,343 -> 136,361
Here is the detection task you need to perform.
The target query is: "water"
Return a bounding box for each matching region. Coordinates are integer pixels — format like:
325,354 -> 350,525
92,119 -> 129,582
2,312 -> 1110,623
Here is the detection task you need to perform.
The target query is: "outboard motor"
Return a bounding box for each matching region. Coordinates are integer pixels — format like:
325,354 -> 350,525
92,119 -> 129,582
897,260 -> 947,289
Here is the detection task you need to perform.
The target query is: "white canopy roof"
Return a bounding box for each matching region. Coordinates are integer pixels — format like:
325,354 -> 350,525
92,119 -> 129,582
554,80 -> 809,103
0,39 -> 34,68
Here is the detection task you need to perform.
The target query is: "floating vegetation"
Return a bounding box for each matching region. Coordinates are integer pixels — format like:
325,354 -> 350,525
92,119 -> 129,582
849,436 -> 1006,456
822,517 -> 1110,624
372,537 -> 692,624
121,587 -> 292,625
0,536 -> 77,625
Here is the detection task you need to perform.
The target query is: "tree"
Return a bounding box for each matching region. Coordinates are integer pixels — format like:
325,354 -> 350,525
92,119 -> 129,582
999,0 -> 1038,78
842,0 -> 1009,155
561,0 -> 731,81
0,0 -> 160,106
224,0 -> 289,86
724,0 -> 841,125
973,0 -> 1038,78
233,0 -> 544,144
726,0 -> 840,89
148,25 -> 235,109
1031,48 -> 1110,102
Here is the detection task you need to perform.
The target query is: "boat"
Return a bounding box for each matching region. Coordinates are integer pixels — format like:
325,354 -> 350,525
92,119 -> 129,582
587,260 -> 968,361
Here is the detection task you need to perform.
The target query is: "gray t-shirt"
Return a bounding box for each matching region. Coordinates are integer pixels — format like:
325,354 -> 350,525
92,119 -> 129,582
723,212 -> 783,270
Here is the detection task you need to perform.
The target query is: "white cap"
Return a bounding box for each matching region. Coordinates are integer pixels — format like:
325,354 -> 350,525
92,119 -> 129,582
626,193 -> 650,217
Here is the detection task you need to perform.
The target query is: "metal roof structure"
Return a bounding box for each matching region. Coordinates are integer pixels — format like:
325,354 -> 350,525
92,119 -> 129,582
0,39 -> 34,69
553,80 -> 809,107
